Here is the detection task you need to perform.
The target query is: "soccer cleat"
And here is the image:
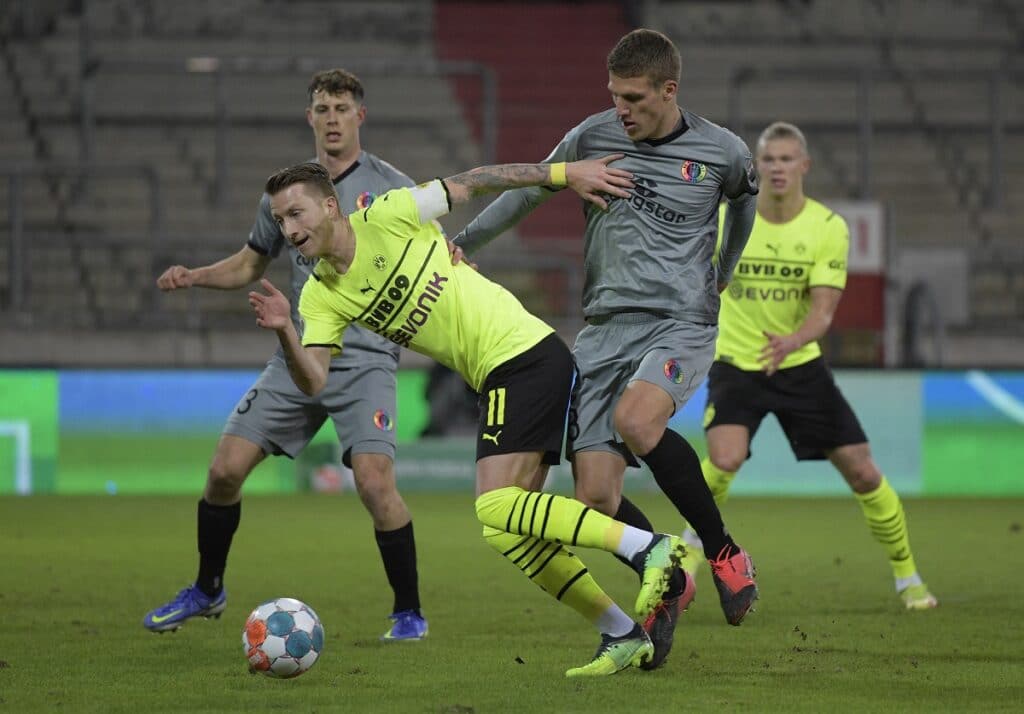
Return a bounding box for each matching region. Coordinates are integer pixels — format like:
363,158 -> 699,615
639,568 -> 696,671
564,624 -> 654,677
143,584 -> 227,633
380,610 -> 429,641
632,533 -> 687,620
899,583 -> 938,610
709,546 -> 758,626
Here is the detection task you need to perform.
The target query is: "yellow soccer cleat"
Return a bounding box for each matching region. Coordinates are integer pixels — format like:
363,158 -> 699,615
633,534 -> 687,620
900,583 -> 938,610
565,624 -> 653,677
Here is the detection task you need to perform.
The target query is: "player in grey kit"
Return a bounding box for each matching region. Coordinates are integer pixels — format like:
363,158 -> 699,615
143,69 -> 428,640
455,29 -> 758,668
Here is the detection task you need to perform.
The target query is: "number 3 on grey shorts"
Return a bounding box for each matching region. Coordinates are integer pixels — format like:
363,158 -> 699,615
223,354 -> 398,462
567,316 -> 716,466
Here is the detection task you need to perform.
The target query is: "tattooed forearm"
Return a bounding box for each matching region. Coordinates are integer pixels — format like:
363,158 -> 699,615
444,164 -> 552,203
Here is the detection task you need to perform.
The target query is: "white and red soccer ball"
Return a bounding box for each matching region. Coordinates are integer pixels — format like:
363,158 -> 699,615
243,597 -> 324,678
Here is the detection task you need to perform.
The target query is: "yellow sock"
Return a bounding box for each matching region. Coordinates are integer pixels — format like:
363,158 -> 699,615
482,527 -> 613,624
682,459 -> 737,537
854,476 -> 918,579
702,457 -> 737,506
475,486 -> 628,553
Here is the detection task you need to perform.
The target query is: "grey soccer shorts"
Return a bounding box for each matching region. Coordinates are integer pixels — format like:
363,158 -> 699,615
223,353 -> 398,464
567,314 -> 717,466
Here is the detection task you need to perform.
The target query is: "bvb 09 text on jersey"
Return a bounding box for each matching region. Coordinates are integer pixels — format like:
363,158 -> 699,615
362,271 -> 449,348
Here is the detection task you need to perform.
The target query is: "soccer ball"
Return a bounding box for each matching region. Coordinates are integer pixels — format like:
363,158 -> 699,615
243,597 -> 324,678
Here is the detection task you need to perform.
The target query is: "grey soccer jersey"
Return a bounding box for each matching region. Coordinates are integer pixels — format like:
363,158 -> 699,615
456,108 -> 758,324
247,151 -> 413,366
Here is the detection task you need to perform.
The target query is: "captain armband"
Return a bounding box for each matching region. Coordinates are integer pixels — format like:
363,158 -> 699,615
411,179 -> 451,224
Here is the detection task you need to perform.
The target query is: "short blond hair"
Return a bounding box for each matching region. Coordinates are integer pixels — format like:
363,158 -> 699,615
757,121 -> 808,155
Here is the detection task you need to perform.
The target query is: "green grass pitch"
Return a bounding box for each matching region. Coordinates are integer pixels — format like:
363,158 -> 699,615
1,493 -> 1022,713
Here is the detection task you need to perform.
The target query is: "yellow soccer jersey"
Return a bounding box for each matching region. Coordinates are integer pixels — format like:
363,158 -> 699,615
714,198 -> 849,371
298,182 -> 553,391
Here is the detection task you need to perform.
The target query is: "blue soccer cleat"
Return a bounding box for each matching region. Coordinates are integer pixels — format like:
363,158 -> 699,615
380,610 -> 428,641
143,584 -> 227,633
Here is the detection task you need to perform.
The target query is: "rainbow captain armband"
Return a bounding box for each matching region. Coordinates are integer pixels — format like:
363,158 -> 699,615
549,162 -> 567,187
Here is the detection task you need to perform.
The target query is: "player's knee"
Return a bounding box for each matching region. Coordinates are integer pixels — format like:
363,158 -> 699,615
475,486 -> 517,527
613,412 -> 660,455
707,448 -> 744,475
206,460 -> 247,500
573,481 -> 617,516
353,469 -> 398,509
844,461 -> 881,493
351,453 -> 397,499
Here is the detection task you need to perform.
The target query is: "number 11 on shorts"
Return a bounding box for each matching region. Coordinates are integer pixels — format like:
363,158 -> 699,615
487,387 -> 506,426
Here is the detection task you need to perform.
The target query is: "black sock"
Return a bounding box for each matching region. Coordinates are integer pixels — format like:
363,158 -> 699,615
196,499 -> 241,597
612,496 -> 653,578
375,521 -> 421,614
640,429 -> 737,559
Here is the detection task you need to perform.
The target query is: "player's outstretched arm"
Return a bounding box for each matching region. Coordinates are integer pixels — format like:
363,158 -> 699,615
157,246 -> 271,291
443,155 -> 633,210
248,279 -> 330,395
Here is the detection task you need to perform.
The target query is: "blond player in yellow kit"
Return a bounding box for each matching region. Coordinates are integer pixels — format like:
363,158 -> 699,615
247,159 -> 690,676
679,122 -> 937,610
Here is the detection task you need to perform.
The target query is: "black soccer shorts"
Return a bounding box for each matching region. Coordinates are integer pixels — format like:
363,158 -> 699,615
475,333 -> 574,465
704,357 -> 868,461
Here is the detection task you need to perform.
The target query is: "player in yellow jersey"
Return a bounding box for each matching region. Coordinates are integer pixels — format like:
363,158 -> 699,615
679,122 -> 937,610
247,159 -> 690,676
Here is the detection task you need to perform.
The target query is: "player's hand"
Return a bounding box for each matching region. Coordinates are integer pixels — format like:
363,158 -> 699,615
717,281 -> 728,294
565,154 -> 634,210
759,330 -> 802,376
157,265 -> 194,291
447,239 -> 478,271
248,278 -> 292,331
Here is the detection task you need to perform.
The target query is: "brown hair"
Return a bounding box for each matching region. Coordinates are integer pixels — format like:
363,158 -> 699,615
265,162 -> 337,200
606,29 -> 681,86
307,68 -> 365,104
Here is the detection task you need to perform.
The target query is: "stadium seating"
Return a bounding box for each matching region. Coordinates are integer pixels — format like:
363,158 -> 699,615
649,0 -> 1024,361
1,0 -> 1021,366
